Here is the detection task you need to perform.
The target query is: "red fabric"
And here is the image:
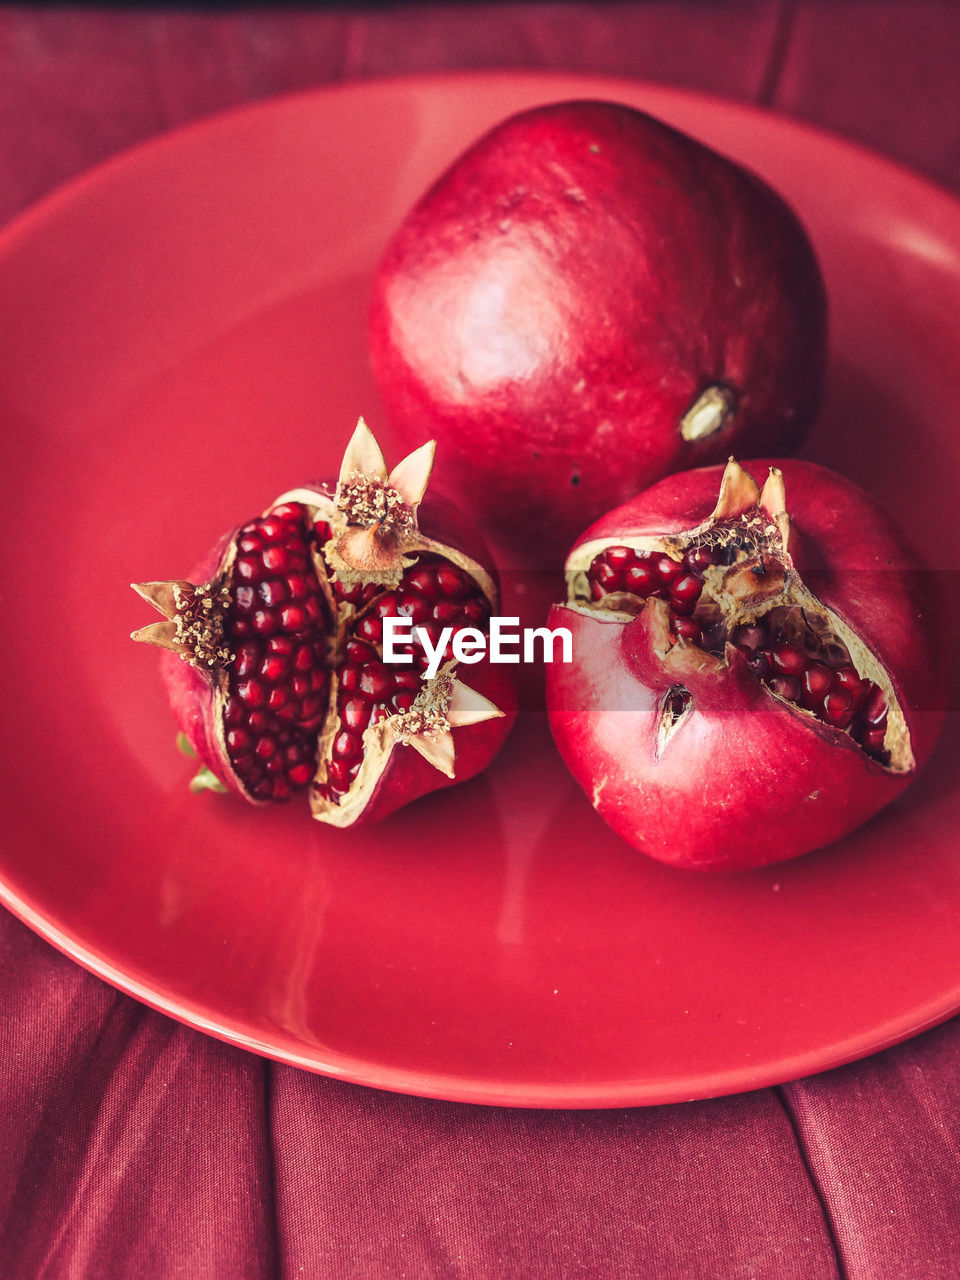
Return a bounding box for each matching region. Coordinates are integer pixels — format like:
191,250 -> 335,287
3,4 -> 960,1277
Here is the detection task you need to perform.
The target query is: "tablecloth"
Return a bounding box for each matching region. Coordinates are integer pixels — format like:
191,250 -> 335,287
2,3 -> 960,1277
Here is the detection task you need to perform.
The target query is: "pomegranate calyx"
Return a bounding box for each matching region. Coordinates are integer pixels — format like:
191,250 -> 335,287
709,457 -> 761,520
188,765 -> 228,794
131,578 -> 234,670
323,419 -> 439,590
392,670 -> 503,776
759,467 -> 790,550
679,385 -> 737,443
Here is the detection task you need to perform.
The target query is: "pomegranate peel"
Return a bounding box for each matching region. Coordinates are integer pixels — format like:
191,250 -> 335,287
369,99 -> 828,553
131,419 -> 515,825
547,459 -> 944,871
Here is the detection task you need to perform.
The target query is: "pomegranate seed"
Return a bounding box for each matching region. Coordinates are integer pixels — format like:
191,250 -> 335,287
235,643 -> 259,678
462,598 -> 489,624
356,614 -> 383,643
374,592 -> 399,618
279,604 -> 307,632
769,643 -> 808,677
262,546 -> 289,573
684,545 -> 721,571
834,666 -> 864,701
670,573 -> 703,606
270,503 -> 303,522
305,596 -> 325,624
396,591 -> 431,626
604,546 -> 634,570
258,517 -> 287,543
223,702 -> 244,727
256,735 -> 277,759
861,684 -> 888,726
433,600 -> 462,625
293,643 -> 315,672
393,668 -> 421,691
861,727 -> 887,754
258,579 -> 288,608
801,663 -> 834,709
823,688 -> 855,728
404,567 -> 437,595
289,762 -> 314,786
593,561 -> 622,593
624,562 -> 657,596
236,680 -> 266,707
342,696 -> 371,732
237,533 -> 263,553
769,675 -> 801,701
247,711 -> 270,733
286,573 -> 309,600
267,686 -> 289,712
268,635 -> 294,654
391,691 -> 416,714
252,609 -> 278,636
234,585 -> 255,612
333,730 -> 363,763
271,778 -> 292,802
654,555 -> 684,586
326,761 -> 351,791
671,616 -> 703,646
436,566 -> 468,598
340,665 -> 361,692
226,728 -> 251,753
260,653 -> 288,683
345,638 -> 374,663
360,664 -> 394,702
235,556 -> 259,582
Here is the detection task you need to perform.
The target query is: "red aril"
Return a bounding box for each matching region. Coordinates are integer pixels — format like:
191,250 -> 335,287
132,421 -> 516,826
545,459 -> 944,871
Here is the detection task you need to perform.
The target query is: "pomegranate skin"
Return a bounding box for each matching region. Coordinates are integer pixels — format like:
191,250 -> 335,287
546,460 -> 945,872
369,100 -> 827,555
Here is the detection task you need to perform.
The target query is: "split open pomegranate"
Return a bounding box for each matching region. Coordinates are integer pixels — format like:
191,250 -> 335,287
131,421 -> 516,826
546,459 -> 944,871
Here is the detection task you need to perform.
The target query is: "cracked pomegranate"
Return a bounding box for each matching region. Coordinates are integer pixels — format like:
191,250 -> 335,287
369,99 -> 827,554
546,459 -> 944,872
131,421 -> 516,826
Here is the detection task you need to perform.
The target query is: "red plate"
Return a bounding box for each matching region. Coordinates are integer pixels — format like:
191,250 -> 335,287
1,74 -> 958,1108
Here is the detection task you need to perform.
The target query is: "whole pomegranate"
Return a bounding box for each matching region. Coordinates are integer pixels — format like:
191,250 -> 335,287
369,99 -> 827,555
131,420 -> 516,826
545,459 -> 944,872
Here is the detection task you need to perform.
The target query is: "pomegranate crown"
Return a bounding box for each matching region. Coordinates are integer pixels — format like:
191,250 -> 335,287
324,418 -> 436,585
